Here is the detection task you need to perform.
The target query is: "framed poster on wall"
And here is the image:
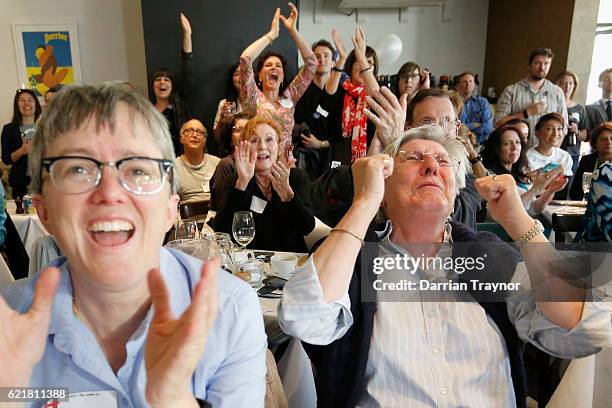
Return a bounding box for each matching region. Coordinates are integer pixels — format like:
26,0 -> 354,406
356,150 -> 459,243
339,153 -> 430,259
12,23 -> 81,99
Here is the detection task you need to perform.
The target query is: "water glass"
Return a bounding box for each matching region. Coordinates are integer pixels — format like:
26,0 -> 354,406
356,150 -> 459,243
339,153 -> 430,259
232,211 -> 255,251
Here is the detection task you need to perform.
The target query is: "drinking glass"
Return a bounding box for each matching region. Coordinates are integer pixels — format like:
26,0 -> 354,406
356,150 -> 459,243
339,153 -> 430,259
175,219 -> 199,240
232,211 -> 255,253
204,232 -> 235,272
582,172 -> 593,202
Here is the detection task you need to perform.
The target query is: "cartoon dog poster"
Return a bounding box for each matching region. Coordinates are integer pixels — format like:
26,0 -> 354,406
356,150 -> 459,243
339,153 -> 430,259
12,23 -> 82,98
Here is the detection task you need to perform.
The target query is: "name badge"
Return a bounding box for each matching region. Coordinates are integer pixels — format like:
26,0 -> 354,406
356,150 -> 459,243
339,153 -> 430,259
52,391 -> 118,408
315,105 -> 329,118
330,161 -> 342,169
250,195 -> 267,214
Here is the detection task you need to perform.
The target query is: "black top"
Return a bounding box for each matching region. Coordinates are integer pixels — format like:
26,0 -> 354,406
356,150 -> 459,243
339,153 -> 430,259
1,123 -> 29,194
294,82 -> 329,142
209,155 -> 236,212
213,168 -> 315,252
319,86 -> 375,166
159,51 -> 195,157
569,152 -> 599,200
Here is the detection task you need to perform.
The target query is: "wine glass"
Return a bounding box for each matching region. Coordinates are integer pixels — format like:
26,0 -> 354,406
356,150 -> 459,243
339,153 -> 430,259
581,172 -> 593,202
232,211 -> 255,256
175,219 -> 199,240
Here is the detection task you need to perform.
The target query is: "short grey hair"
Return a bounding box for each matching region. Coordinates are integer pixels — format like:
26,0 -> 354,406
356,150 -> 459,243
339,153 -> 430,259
383,124 -> 471,193
29,84 -> 179,194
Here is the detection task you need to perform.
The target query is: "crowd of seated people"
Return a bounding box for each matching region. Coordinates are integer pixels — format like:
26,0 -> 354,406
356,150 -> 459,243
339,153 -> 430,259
1,3 -> 611,407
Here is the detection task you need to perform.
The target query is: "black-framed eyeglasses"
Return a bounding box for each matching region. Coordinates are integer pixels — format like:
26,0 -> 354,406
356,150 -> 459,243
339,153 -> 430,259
182,128 -> 205,137
40,156 -> 173,195
399,73 -> 421,81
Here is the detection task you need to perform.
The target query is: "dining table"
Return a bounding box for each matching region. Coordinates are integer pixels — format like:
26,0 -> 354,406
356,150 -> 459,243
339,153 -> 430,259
6,200 -> 50,256
165,239 -> 317,408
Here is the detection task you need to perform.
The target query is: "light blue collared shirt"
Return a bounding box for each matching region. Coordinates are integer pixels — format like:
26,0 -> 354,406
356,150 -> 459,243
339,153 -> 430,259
1,247 -> 267,408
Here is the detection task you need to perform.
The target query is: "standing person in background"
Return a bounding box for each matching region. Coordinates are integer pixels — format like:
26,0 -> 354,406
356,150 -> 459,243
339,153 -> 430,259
212,63 -> 243,157
555,71 -> 589,174
0,182 -> 6,247
150,13 -> 195,157
321,27 -> 379,165
1,89 -> 42,198
494,48 -> 567,147
293,37 -> 338,178
586,68 -> 612,135
175,119 -> 220,203
456,71 -> 493,145
239,2 -> 316,163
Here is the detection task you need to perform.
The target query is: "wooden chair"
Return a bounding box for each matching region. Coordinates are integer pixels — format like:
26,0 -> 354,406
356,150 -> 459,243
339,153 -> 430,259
179,199 -> 210,220
552,213 -> 583,243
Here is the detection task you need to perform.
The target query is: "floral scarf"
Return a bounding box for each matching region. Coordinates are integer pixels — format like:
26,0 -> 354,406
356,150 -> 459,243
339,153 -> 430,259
341,80 -> 368,162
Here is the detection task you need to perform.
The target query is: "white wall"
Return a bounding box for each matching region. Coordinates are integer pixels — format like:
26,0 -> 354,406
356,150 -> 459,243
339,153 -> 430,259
298,0 -> 489,79
0,0 -> 147,124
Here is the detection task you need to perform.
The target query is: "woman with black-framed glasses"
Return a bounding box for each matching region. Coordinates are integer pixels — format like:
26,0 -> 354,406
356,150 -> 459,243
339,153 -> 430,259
1,88 -> 42,198
0,84 -> 267,406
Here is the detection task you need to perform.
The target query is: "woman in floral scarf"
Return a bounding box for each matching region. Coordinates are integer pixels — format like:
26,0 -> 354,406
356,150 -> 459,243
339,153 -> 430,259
319,27 -> 379,166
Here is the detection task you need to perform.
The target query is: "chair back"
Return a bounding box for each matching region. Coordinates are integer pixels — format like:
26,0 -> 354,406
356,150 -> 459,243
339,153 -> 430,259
552,213 -> 583,243
179,199 -> 210,219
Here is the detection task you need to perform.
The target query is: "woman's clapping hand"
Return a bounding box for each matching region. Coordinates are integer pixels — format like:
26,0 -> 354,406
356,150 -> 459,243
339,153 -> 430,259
270,161 -> 294,202
0,267 -> 60,387
145,259 -> 219,408
234,140 -> 257,191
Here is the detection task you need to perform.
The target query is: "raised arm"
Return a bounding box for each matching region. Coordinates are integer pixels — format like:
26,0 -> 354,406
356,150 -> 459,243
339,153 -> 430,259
352,27 -> 379,96
280,2 -> 313,61
324,29 -> 347,96
180,13 -> 192,53
314,155 -> 392,302
241,8 -> 279,62
476,175 -> 584,330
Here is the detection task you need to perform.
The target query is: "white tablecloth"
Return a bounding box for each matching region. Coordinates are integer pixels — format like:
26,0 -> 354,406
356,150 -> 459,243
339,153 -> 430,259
10,212 -> 49,256
260,297 -> 316,408
541,204 -> 586,224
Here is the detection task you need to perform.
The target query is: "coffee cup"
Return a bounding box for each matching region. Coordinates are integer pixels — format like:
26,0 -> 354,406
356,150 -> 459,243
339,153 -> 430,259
271,254 -> 298,277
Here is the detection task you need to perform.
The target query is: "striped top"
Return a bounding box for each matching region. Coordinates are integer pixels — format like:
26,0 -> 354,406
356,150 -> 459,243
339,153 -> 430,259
279,223 -> 612,407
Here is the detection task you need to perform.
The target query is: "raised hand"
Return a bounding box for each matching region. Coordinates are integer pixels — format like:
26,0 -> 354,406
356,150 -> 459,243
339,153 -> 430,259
234,140 -> 256,190
351,27 -> 368,69
526,100 -> 546,117
421,69 -> 431,90
279,2 -> 299,33
0,267 -> 60,387
352,154 -> 394,208
268,7 -> 281,40
145,259 -> 219,408
475,174 -> 529,227
331,29 -> 347,65
363,87 -> 408,149
179,13 -> 192,35
270,161 -> 294,202
543,168 -> 568,193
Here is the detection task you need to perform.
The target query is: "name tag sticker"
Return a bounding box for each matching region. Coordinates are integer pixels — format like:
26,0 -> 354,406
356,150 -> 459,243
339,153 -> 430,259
250,195 -> 267,214
315,105 -> 329,118
54,391 -> 118,408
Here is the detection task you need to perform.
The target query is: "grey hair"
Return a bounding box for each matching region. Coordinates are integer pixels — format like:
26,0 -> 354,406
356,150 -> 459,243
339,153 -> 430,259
383,124 -> 471,193
29,84 -> 179,194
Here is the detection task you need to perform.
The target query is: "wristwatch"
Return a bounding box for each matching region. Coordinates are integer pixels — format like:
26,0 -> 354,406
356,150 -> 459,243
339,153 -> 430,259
469,155 -> 482,165
332,66 -> 344,72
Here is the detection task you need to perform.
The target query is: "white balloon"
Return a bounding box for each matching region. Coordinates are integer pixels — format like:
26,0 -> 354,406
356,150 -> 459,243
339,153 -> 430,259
374,34 -> 403,65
